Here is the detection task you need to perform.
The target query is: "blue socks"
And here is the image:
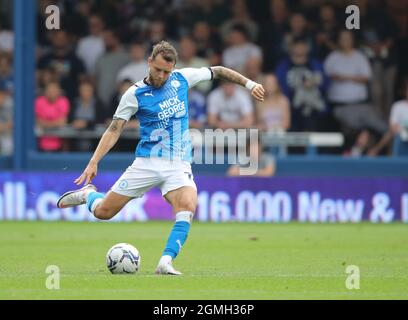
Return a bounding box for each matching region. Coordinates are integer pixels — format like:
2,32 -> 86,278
87,192 -> 105,213
162,211 -> 193,259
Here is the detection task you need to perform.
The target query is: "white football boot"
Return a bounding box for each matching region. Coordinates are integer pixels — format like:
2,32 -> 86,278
155,256 -> 182,275
57,184 -> 97,209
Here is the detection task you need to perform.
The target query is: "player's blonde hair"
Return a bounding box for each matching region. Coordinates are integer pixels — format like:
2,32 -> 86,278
150,40 -> 178,64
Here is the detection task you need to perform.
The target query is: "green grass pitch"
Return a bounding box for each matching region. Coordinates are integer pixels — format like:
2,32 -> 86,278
0,221 -> 407,299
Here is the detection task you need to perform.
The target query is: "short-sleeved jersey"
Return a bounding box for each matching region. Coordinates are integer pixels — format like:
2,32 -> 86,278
113,67 -> 212,162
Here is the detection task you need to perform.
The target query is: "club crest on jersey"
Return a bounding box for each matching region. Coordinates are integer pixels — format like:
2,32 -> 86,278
171,80 -> 180,89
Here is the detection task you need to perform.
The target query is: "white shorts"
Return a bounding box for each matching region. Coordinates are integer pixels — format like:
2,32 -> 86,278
111,157 -> 196,198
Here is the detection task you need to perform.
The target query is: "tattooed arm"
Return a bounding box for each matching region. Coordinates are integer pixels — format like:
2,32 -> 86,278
74,119 -> 127,185
210,66 -> 265,101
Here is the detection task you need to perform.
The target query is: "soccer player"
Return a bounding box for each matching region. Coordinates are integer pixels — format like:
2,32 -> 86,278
57,41 -> 265,275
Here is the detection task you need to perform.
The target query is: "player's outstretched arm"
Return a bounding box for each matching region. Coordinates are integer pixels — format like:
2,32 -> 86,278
74,119 -> 127,185
210,66 -> 265,101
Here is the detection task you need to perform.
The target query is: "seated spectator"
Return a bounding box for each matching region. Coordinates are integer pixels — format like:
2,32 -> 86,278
0,84 -> 12,155
188,89 -> 207,129
345,129 -> 383,157
260,0 -> 290,70
0,52 -> 13,94
219,0 -> 259,42
390,82 -> 408,137
177,36 -> 211,94
71,80 -> 105,151
35,81 -> 70,152
324,29 -> 388,150
0,20 -> 13,53
315,3 -> 339,60
256,74 -> 290,131
222,24 -> 262,74
207,82 -> 254,130
116,40 -> 148,84
227,135 -> 275,177
72,80 -> 104,130
276,38 -> 329,131
191,21 -> 223,65
360,0 -> 399,119
76,14 -> 106,74
244,56 -> 264,84
282,12 -> 315,57
94,29 -> 131,109
37,30 -> 86,103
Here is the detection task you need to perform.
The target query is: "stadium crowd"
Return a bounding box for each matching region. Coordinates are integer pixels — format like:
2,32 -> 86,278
0,0 -> 407,157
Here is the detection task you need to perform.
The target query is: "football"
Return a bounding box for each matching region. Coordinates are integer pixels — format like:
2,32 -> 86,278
106,243 -> 141,274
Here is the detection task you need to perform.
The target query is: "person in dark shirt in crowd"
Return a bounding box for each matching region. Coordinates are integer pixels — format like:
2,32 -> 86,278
37,29 -> 86,103
275,38 -> 329,132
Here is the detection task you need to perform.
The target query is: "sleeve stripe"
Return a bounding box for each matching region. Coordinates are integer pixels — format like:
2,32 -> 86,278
207,67 -> 214,80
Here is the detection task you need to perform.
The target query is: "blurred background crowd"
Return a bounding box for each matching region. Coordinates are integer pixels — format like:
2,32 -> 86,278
0,0 -> 407,157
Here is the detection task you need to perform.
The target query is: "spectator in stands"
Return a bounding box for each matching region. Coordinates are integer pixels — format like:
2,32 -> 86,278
315,3 -> 339,60
0,52 -> 13,94
324,29 -> 388,150
65,0 -> 92,39
35,81 -> 70,152
71,80 -> 103,130
0,20 -> 13,53
37,30 -> 86,103
244,57 -> 264,84
76,14 -> 106,74
188,90 -> 207,129
227,135 -> 275,177
282,12 -> 315,58
219,0 -> 259,42
116,40 -> 148,84
207,82 -> 254,130
390,82 -> 408,137
146,20 -> 169,49
177,36 -> 211,94
256,74 -> 290,131
222,24 -> 262,74
276,38 -> 329,131
94,29 -> 130,109
71,80 -> 104,151
260,0 -> 290,70
360,0 -> 399,119
192,21 -> 223,65
0,83 -> 12,155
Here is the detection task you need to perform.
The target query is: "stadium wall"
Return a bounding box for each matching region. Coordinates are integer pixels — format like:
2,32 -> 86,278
1,172 -> 407,223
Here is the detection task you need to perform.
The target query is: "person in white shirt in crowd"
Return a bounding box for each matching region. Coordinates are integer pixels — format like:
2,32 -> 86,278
0,28 -> 13,53
0,84 -> 12,156
389,82 -> 408,137
94,29 -> 131,108
222,24 -> 262,74
116,41 -> 148,84
76,14 -> 106,74
324,29 -> 387,149
207,81 -> 254,129
176,36 -> 211,94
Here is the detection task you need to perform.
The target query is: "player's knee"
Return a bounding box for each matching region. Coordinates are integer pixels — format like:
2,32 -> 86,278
94,205 -> 116,220
177,198 -> 197,214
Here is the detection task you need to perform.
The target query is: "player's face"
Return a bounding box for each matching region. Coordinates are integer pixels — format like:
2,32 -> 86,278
147,54 -> 175,87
